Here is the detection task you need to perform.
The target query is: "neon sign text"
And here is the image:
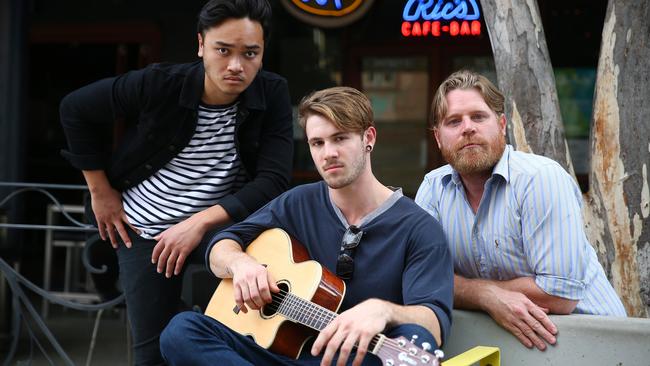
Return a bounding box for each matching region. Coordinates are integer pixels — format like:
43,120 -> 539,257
292,0 -> 364,17
282,0 -> 372,26
401,20 -> 481,37
401,0 -> 481,37
402,0 -> 480,21
303,0 -> 343,9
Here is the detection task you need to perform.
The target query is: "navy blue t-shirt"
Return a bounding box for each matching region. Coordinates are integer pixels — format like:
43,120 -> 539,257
207,181 -> 453,344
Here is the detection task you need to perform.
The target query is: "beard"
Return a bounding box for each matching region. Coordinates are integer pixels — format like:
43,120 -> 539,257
320,148 -> 367,190
440,133 -> 506,175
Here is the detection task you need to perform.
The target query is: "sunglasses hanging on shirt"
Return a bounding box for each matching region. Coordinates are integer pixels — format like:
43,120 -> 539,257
336,225 -> 364,280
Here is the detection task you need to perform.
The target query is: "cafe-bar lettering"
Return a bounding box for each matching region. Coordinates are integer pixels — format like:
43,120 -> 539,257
402,0 -> 482,37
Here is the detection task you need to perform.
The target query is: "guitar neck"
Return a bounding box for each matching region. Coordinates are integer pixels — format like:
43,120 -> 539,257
277,291 -> 338,332
276,291 -> 386,354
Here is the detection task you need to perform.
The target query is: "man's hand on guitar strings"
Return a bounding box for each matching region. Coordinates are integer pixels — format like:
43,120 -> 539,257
230,255 -> 280,313
312,299 -> 390,366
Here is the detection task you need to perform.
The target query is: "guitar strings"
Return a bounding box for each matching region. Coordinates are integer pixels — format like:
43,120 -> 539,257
235,289 -> 437,360
255,292 -> 429,357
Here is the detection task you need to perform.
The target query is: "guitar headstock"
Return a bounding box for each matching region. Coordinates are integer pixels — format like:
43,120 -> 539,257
374,335 -> 443,366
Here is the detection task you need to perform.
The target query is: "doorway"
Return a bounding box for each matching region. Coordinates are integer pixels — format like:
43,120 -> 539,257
346,46 -> 443,197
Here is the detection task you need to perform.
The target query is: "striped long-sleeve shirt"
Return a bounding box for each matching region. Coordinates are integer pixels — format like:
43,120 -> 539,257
415,145 -> 626,316
122,102 -> 246,238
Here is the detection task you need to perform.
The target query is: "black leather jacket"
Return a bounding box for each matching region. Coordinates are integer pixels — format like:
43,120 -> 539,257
60,61 -> 293,222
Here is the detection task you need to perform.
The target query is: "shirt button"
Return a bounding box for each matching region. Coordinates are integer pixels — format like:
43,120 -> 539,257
123,179 -> 131,185
144,164 -> 152,170
168,145 -> 176,151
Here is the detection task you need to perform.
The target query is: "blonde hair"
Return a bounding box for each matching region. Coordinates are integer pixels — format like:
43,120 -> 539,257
431,70 -> 504,127
298,86 -> 374,133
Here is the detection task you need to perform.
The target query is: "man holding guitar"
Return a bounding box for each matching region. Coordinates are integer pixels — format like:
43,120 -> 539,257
160,87 -> 454,365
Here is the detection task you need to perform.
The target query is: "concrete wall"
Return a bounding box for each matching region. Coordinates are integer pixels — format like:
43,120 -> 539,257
444,310 -> 650,365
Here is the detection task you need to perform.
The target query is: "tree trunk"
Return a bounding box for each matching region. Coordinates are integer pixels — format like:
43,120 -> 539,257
585,0 -> 649,317
481,0 -> 649,317
480,0 -> 574,175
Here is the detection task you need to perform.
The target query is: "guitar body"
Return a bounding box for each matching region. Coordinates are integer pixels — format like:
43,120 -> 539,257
205,228 -> 346,359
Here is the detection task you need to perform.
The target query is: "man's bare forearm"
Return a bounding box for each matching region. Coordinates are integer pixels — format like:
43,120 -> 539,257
498,277 -> 578,314
454,274 -> 577,314
82,170 -> 112,194
453,274 -> 493,311
208,239 -> 250,278
187,204 -> 232,234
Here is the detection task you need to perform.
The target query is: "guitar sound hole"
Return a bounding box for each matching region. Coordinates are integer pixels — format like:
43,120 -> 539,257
261,281 -> 290,318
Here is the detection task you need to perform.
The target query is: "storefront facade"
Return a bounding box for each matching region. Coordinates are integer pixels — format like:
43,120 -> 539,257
3,0 -> 605,196
270,0 -> 494,195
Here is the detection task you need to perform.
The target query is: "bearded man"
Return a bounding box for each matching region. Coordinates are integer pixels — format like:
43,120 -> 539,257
415,70 -> 625,352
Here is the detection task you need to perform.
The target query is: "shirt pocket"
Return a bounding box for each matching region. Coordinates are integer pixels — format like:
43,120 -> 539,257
483,230 -> 527,280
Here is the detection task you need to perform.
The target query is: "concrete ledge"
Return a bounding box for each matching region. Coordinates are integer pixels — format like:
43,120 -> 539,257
444,309 -> 650,365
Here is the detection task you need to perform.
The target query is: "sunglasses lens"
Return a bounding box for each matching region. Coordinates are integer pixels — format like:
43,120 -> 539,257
336,253 -> 354,280
342,227 -> 363,249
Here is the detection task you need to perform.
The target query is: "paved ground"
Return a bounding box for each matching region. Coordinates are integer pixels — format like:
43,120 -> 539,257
0,259 -> 214,365
1,305 -> 130,366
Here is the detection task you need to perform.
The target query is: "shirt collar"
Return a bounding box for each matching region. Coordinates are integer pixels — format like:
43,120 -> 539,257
442,144 -> 512,186
327,183 -> 404,228
492,144 -> 511,183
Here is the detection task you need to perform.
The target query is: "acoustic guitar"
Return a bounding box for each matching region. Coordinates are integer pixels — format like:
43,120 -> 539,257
205,228 -> 443,366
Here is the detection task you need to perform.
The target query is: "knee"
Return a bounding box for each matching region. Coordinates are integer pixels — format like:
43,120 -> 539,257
160,312 -> 200,354
160,311 -> 241,365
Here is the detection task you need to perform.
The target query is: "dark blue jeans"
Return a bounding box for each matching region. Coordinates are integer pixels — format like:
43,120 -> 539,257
160,311 -> 438,366
116,228 -> 219,366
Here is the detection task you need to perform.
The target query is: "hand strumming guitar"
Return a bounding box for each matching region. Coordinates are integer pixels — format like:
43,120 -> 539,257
209,238 -> 280,313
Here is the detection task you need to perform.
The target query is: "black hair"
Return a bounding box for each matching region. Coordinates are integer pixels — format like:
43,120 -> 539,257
197,0 -> 272,41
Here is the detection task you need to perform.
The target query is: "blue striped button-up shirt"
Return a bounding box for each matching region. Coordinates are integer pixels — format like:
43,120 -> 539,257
415,145 -> 626,316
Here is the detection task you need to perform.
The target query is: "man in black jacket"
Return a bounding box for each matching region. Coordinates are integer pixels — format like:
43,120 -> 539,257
59,1 -> 293,364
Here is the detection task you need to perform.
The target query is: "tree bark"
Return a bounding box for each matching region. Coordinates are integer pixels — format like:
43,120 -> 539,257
481,0 -> 649,317
480,0 -> 574,175
585,0 -> 649,317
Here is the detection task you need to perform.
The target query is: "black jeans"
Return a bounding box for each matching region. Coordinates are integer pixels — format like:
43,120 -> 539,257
85,200 -> 224,365
115,227 -> 220,366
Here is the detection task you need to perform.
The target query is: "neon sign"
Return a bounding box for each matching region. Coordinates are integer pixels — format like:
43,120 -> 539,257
291,0 -> 364,17
281,0 -> 375,27
401,0 -> 482,38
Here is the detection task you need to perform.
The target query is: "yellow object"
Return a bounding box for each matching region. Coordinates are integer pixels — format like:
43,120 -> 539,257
442,346 -> 501,366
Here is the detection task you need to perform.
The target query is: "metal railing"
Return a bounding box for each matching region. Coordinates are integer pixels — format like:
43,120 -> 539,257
0,182 -> 127,366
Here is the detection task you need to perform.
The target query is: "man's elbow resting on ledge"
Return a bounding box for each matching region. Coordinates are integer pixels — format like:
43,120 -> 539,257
540,296 -> 579,315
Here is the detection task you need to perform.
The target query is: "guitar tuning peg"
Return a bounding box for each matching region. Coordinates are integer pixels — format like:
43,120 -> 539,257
434,349 -> 445,359
421,342 -> 431,351
410,334 -> 418,343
